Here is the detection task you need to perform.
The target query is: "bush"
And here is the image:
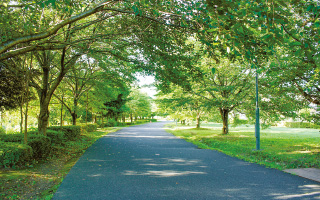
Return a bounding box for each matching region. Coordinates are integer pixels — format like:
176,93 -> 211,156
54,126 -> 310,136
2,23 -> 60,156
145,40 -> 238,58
48,126 -> 81,140
27,130 -> 64,144
150,119 -> 157,122
0,133 -> 24,143
28,135 -> 51,160
104,119 -> 117,127
81,124 -> 98,132
0,127 -> 5,134
46,130 -> 65,144
0,141 -> 33,168
284,122 -> 320,129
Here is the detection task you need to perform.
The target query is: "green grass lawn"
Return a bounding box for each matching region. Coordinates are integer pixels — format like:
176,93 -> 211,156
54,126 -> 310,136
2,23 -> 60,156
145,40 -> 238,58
165,122 -> 320,170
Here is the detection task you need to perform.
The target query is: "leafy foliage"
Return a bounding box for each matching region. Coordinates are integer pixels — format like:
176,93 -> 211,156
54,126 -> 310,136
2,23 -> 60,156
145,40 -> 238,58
0,64 -> 24,110
0,141 -> 33,168
48,126 -> 81,141
27,135 -> 51,159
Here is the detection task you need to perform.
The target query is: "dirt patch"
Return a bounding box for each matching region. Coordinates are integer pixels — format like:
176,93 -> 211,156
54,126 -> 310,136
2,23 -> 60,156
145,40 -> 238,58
0,155 -> 79,199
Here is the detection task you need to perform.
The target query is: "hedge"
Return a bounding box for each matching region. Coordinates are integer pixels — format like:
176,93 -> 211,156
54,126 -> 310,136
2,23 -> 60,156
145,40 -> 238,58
0,133 -> 24,143
81,124 -> 98,132
284,122 -> 320,129
48,126 -> 81,140
28,130 -> 65,145
0,141 -> 33,168
0,133 -> 52,160
0,127 -> 5,134
28,135 -> 51,159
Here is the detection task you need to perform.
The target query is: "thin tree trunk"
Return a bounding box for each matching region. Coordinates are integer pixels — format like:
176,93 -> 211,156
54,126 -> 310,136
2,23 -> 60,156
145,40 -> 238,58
86,91 -> 88,125
220,108 -> 229,134
24,72 -> 30,144
60,92 -> 64,130
122,114 -> 125,123
196,112 -> 201,129
24,95 -> 29,144
130,113 -> 133,123
101,112 -> 104,125
20,105 -> 24,134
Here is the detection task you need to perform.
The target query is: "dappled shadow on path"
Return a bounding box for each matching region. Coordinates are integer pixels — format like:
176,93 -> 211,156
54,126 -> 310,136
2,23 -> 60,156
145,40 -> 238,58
271,184 -> 320,199
121,157 -> 207,178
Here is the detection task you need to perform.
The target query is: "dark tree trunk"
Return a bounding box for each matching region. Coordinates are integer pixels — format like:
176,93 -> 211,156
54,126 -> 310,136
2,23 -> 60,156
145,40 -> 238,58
220,108 -> 229,134
24,98 -> 29,144
130,113 -> 133,123
71,112 -> 77,125
122,114 -> 125,123
38,102 -> 50,136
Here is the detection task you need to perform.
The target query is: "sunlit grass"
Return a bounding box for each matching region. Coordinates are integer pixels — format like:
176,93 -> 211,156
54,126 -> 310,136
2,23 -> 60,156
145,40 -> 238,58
166,122 -> 320,170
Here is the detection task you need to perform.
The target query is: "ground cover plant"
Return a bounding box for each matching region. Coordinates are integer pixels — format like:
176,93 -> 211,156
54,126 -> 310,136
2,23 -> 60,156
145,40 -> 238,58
166,122 -> 320,170
0,126 -> 120,199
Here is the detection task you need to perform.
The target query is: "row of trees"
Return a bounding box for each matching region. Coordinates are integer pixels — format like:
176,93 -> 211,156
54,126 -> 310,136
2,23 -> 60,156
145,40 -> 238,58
1,0 -> 180,138
154,0 -> 319,134
1,0 -> 319,136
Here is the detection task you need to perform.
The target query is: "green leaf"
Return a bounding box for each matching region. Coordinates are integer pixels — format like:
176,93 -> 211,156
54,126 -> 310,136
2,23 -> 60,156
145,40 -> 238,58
211,68 -> 216,75
290,41 -> 302,46
207,29 -> 215,33
307,5 -> 314,12
238,26 -> 244,34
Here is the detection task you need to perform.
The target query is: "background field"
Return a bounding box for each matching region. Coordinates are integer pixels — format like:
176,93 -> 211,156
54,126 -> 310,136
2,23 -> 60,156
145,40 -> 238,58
165,122 -> 320,170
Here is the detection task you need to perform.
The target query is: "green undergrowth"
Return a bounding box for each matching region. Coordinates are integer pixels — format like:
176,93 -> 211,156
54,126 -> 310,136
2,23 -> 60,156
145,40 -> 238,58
0,127 -> 120,200
166,123 -> 320,170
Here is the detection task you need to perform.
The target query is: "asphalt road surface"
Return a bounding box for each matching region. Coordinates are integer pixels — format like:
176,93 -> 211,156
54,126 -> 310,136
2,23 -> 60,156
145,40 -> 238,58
53,121 -> 320,200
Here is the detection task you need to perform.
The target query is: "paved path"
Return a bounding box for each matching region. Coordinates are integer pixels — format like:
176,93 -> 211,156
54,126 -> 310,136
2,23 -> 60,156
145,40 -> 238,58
53,122 -> 320,199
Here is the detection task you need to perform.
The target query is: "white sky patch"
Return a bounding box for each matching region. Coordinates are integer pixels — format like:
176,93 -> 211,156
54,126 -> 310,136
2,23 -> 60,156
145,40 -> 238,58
136,74 -> 157,98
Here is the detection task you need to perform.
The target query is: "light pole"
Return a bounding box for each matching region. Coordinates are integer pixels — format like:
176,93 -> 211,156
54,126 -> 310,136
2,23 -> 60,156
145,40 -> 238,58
255,64 -> 260,150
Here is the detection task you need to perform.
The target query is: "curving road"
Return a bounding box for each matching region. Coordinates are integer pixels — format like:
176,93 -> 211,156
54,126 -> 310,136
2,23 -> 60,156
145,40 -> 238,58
53,121 -> 320,199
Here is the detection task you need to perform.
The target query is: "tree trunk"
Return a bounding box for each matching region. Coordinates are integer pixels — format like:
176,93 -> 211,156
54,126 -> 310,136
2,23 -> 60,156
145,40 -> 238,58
38,103 -> 50,136
20,105 -> 24,134
130,113 -> 133,123
86,91 -> 88,125
71,112 -> 77,125
220,108 -> 229,134
101,112 -> 104,125
60,92 -> 64,130
24,96 -> 29,144
72,98 -> 78,125
24,74 -> 30,144
196,112 -> 201,129
122,114 -> 125,123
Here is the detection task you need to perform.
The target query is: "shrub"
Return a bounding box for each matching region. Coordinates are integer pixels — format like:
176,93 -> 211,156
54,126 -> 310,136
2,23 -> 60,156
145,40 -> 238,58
28,135 -> 51,160
284,122 -> 320,129
0,127 -> 5,134
46,130 -> 65,144
150,119 -> 157,122
81,124 -> 98,132
0,133 -> 24,143
86,124 -> 98,132
117,122 -> 126,127
0,141 -> 33,168
48,126 -> 81,140
105,119 -> 117,127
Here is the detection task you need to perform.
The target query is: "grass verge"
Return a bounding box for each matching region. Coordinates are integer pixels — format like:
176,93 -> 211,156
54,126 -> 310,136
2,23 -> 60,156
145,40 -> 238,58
166,123 -> 320,170
0,127 -> 120,200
